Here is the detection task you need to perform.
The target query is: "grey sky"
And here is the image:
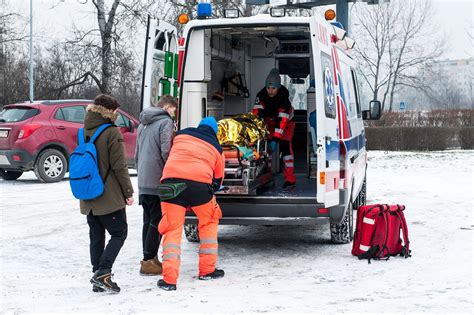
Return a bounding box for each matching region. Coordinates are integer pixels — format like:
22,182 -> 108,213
9,0 -> 474,60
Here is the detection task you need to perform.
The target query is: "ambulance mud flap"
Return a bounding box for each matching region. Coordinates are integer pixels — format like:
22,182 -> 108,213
329,188 -> 349,224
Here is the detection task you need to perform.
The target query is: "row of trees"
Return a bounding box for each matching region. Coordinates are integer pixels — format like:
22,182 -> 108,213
0,0 -> 265,116
352,0 -> 472,112
1,0 -> 472,118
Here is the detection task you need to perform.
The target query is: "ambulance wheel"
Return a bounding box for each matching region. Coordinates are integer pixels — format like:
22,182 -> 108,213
330,202 -> 354,244
34,149 -> 67,183
359,178 -> 367,206
184,224 -> 200,242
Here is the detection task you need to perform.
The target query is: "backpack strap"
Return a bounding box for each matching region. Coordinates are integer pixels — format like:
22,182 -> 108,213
395,205 -> 411,258
77,128 -> 85,145
358,204 -> 387,264
89,123 -> 114,143
86,123 -> 114,182
377,206 -> 391,259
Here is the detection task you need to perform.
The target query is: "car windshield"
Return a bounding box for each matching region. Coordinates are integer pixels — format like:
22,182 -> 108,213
0,107 -> 39,122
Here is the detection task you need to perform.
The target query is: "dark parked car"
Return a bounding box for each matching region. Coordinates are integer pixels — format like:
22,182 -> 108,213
0,99 -> 139,182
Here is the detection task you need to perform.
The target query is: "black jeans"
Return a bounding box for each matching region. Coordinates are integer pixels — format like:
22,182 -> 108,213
140,194 -> 163,261
87,209 -> 128,272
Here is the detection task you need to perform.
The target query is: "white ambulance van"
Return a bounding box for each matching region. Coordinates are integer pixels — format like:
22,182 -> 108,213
141,5 -> 381,244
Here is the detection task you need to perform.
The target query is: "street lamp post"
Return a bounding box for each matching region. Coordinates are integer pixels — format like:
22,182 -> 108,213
29,0 -> 33,102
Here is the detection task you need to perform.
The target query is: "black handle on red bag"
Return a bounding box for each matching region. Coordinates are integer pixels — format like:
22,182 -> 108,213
396,208 -> 411,258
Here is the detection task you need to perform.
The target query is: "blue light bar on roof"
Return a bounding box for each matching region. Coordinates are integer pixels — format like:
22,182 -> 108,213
197,3 -> 212,19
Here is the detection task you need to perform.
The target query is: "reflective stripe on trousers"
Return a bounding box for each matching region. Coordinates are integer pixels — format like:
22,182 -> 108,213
282,154 -> 296,183
158,198 -> 222,283
194,198 -> 221,277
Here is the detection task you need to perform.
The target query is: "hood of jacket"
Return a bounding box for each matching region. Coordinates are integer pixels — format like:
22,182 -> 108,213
139,107 -> 170,125
85,104 -> 118,130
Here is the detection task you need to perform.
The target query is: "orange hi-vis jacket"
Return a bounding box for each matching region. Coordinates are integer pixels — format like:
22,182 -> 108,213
161,126 -> 225,188
252,86 -> 294,140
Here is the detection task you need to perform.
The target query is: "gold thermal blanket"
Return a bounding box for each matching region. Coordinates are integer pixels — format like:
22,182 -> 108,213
217,113 -> 267,147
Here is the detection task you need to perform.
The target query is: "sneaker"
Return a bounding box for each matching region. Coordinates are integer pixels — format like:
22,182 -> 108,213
198,268 -> 225,280
90,269 -> 120,293
283,181 -> 296,189
140,258 -> 163,276
157,279 -> 177,291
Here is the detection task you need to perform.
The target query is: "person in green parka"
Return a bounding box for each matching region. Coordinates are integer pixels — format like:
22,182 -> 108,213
80,94 -> 134,293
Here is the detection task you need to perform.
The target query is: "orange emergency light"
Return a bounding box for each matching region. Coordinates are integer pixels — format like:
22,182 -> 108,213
178,13 -> 189,24
320,171 -> 326,185
324,9 -> 336,21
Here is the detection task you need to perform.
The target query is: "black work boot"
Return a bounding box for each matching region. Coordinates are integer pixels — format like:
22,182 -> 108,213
198,268 -> 225,280
157,279 -> 177,291
90,269 -> 120,293
92,283 -> 105,292
283,181 -> 296,189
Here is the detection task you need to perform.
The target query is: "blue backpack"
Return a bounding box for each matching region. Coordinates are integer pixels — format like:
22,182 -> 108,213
69,124 -> 113,200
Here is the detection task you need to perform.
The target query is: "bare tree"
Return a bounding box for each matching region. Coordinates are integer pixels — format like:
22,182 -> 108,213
353,0 -> 444,112
1,3 -> 29,105
422,66 -> 471,110
0,1 -> 29,45
353,2 -> 397,109
89,0 -> 121,94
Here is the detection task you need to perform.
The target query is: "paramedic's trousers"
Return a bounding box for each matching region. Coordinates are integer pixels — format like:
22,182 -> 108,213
267,119 -> 296,183
87,209 -> 128,273
158,179 -> 222,285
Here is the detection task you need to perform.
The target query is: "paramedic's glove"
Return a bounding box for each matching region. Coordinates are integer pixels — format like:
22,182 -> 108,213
269,141 -> 278,153
211,178 -> 222,193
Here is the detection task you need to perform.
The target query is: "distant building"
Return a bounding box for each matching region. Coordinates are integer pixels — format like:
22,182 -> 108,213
430,58 -> 474,103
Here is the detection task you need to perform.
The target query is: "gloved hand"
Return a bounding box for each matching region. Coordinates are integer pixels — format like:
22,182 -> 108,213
269,141 -> 278,152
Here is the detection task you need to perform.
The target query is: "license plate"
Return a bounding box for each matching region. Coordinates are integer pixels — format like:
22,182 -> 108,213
0,130 -> 8,138
0,155 -> 10,165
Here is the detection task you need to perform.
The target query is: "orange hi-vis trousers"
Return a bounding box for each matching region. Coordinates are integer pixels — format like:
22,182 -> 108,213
158,197 -> 222,285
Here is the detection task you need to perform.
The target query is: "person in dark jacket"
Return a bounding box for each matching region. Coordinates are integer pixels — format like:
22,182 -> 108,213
252,68 -> 296,188
135,95 -> 177,276
81,94 -> 134,293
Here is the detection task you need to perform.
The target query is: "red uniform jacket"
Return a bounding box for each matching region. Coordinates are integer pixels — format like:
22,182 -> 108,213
252,86 -> 294,140
161,125 -> 225,189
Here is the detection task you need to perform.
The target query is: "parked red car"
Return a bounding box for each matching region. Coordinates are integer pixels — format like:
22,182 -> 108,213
0,99 -> 139,182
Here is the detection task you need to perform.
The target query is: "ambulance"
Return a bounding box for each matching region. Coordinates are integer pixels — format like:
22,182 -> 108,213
141,3 -> 381,244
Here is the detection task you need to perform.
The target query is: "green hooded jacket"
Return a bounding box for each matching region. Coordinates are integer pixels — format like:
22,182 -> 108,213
79,104 -> 134,215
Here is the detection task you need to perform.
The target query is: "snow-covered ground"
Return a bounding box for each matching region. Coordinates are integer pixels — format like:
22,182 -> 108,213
1,151 -> 472,313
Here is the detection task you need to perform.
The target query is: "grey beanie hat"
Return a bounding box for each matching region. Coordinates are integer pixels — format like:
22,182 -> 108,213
265,68 -> 281,88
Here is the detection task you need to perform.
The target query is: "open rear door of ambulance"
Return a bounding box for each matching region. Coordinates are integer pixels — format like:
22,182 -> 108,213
141,17 -> 179,110
311,20 -> 340,207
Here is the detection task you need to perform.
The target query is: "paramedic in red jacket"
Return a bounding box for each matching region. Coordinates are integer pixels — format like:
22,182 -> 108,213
253,68 -> 296,188
157,117 -> 225,291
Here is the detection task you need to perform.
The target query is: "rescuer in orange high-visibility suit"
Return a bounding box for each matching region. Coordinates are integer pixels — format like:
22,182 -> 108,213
157,117 -> 225,291
253,68 -> 296,188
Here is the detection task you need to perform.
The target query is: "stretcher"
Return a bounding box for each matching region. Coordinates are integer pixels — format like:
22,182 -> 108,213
216,140 -> 274,196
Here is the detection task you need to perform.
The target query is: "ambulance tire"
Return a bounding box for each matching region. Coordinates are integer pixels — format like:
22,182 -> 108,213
330,201 -> 354,244
184,224 -> 200,242
359,177 -> 367,206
